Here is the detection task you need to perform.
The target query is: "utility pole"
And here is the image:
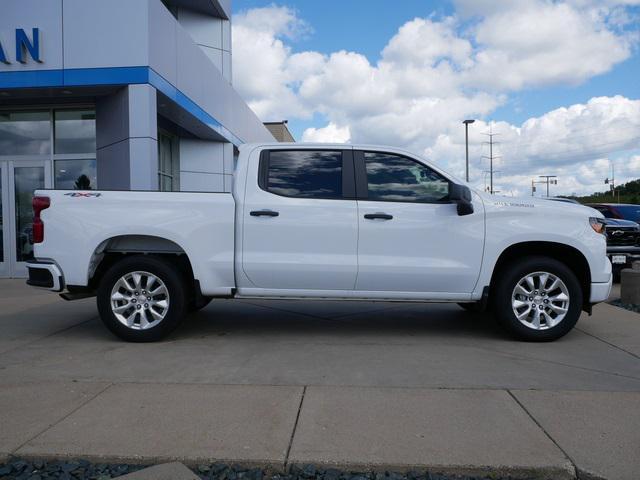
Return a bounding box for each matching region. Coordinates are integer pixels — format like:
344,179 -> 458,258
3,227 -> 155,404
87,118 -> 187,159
481,126 -> 500,194
605,163 -> 619,203
538,175 -> 558,197
484,170 -> 501,192
463,119 -> 475,182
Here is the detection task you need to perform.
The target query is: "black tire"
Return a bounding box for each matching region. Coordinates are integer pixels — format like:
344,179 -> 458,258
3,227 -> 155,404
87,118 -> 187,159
492,256 -> 583,342
97,255 -> 187,342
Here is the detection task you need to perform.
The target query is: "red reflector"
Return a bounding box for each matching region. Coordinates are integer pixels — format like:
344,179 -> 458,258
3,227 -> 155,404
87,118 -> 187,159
32,196 -> 50,244
32,222 -> 44,244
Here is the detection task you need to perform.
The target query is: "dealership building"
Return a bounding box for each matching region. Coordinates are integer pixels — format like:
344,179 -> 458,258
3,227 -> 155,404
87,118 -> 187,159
0,0 -> 276,278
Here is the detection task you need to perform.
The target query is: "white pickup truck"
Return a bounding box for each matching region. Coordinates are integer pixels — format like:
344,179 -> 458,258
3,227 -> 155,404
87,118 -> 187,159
27,143 -> 612,342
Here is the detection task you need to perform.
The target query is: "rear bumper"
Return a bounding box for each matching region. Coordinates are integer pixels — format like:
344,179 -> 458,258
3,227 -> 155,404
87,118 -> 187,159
26,261 -> 64,292
590,276 -> 612,304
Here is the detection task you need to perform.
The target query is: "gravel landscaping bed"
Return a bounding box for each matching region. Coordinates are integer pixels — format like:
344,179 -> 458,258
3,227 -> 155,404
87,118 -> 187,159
0,459 -> 529,480
609,299 -> 640,314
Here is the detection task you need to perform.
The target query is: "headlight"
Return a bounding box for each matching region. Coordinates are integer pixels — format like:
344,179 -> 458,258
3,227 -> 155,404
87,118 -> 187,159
589,217 -> 606,234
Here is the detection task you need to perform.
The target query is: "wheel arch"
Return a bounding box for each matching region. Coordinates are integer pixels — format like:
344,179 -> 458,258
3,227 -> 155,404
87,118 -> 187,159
489,241 -> 591,306
86,234 -> 196,291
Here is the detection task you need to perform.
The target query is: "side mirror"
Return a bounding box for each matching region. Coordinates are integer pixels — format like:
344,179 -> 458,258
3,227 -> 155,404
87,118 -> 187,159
449,183 -> 474,216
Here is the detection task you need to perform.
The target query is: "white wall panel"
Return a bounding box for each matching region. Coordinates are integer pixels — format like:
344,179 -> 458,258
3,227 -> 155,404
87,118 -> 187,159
180,171 -> 224,192
63,0 -> 149,69
0,0 -> 63,71
177,8 -> 222,50
199,45 -> 223,74
179,139 -> 224,174
148,0 -> 177,85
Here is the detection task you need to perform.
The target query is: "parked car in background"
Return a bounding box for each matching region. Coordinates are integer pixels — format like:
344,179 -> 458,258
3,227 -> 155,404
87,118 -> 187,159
588,203 -> 640,223
586,203 -> 640,275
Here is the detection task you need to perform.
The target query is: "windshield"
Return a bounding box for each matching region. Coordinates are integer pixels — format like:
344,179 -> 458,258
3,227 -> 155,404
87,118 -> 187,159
615,205 -> 640,222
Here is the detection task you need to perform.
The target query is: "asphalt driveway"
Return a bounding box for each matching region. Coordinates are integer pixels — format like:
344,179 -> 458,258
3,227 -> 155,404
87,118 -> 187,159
1,279 -> 639,479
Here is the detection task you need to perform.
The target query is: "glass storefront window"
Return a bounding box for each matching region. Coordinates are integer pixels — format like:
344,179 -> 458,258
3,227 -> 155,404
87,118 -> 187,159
54,109 -> 96,154
55,159 -> 97,190
0,111 -> 51,155
0,166 -> 3,264
14,166 -> 44,263
158,132 -> 179,191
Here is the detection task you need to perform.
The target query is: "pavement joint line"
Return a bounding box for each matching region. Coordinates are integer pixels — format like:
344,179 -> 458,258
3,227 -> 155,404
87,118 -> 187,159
506,389 -> 578,480
9,382 -> 114,457
477,346 -> 640,383
0,316 -> 97,357
4,379 -> 639,394
284,385 -> 307,470
575,327 -> 640,361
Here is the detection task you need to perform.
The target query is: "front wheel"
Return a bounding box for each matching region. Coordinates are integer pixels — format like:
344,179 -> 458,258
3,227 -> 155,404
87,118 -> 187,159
97,255 -> 187,342
492,256 -> 583,342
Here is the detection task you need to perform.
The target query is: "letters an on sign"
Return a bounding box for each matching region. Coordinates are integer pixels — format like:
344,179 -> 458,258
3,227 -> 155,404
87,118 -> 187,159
0,28 -> 42,64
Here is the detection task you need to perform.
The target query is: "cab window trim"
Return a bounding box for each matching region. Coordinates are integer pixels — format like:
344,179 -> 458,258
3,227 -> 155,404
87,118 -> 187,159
258,148 -> 356,200
353,150 -> 453,204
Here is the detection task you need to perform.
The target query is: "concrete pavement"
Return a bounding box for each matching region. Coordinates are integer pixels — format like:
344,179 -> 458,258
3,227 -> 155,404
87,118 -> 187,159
1,279 -> 639,479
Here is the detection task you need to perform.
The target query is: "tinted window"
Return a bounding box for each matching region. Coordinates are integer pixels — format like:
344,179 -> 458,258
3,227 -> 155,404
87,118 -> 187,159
267,150 -> 342,199
594,206 -> 615,218
364,152 -> 449,202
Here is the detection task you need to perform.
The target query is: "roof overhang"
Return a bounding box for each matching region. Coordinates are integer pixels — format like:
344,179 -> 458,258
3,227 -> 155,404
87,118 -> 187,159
164,0 -> 230,19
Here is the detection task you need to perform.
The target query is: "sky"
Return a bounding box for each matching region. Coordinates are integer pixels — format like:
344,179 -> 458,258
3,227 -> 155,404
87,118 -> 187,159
231,0 -> 640,197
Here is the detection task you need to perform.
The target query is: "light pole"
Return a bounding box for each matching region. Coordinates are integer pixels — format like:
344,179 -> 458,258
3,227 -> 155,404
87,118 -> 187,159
463,119 -> 475,182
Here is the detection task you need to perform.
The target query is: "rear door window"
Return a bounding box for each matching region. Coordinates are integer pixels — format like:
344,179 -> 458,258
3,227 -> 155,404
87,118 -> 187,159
262,150 -> 344,199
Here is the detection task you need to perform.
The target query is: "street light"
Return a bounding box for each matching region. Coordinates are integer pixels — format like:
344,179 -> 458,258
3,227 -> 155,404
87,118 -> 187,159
463,119 -> 475,182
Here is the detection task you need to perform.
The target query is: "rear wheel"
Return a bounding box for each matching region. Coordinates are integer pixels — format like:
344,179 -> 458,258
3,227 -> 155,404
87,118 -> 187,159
492,256 -> 583,341
97,255 -> 187,342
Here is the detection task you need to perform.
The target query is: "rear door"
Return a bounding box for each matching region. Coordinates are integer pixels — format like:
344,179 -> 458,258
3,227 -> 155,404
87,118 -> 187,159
241,148 -> 358,291
354,150 -> 484,294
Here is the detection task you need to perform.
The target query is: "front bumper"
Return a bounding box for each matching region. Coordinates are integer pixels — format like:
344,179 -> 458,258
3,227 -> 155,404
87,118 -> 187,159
607,247 -> 640,269
26,261 -> 64,292
590,276 -> 613,304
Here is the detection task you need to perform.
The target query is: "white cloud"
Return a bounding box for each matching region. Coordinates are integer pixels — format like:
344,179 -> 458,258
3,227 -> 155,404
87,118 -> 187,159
469,2 -> 632,90
232,2 -> 640,196
302,123 -> 351,143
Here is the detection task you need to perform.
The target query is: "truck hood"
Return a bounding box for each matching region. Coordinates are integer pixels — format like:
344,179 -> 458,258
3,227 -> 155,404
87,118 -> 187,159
473,190 -> 602,218
602,218 -> 640,228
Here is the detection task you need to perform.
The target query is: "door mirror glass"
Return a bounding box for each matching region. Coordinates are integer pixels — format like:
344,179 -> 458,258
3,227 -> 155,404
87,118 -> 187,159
449,183 -> 474,216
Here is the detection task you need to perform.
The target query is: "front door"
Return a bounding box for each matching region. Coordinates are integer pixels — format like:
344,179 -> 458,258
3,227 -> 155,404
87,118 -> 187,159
241,148 -> 358,291
354,150 -> 485,295
0,160 -> 51,277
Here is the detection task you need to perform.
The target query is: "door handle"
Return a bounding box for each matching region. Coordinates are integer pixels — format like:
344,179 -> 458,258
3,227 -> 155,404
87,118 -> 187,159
364,213 -> 393,220
250,209 -> 279,217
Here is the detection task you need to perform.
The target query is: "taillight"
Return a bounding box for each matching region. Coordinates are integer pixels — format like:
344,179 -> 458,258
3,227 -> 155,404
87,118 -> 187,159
32,196 -> 50,244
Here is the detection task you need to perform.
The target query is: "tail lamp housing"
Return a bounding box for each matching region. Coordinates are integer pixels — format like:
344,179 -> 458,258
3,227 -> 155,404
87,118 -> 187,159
32,196 -> 50,244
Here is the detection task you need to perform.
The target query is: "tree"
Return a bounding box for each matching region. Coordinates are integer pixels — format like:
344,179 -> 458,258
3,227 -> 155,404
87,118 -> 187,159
74,174 -> 92,190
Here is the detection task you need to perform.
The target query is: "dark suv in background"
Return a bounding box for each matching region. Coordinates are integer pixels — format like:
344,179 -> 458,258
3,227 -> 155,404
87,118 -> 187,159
587,203 -> 640,276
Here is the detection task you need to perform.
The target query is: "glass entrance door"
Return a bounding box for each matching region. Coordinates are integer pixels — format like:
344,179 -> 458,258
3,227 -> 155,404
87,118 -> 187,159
0,160 -> 51,278
0,164 -> 9,277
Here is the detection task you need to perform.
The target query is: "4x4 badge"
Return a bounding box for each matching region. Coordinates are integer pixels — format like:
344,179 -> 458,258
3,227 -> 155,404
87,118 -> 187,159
64,192 -> 102,197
